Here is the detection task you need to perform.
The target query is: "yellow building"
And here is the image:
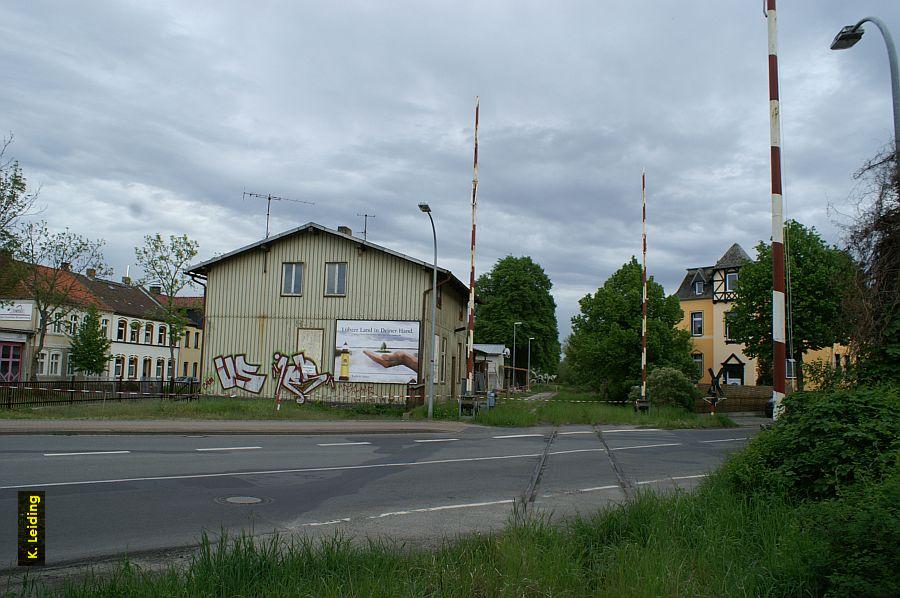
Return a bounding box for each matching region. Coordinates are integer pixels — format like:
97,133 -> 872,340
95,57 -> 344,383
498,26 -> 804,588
675,244 -> 757,386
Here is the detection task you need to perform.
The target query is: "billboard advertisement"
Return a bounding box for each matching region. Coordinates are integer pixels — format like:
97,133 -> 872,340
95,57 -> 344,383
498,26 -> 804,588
0,302 -> 32,321
334,320 -> 420,384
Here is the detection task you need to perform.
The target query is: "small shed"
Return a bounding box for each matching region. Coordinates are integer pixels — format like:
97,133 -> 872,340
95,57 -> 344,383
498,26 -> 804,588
473,343 -> 508,392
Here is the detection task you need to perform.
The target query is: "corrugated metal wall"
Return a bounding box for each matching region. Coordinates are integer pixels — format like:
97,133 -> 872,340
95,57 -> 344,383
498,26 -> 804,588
202,227 -> 468,403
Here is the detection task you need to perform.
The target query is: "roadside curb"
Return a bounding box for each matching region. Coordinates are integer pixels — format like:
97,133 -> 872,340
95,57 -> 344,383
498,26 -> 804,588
0,419 -> 471,436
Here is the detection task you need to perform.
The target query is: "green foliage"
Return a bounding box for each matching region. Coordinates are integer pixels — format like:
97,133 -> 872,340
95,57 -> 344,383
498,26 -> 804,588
0,135 -> 37,254
646,367 -> 697,410
721,386 -> 900,501
729,220 -> 854,386
566,258 -> 694,400
802,358 -> 857,391
68,306 -> 112,376
804,459 -> 900,597
473,256 -> 560,374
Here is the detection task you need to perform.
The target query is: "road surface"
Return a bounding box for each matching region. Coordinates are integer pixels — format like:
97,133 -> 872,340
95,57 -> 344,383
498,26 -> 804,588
0,424 -> 753,571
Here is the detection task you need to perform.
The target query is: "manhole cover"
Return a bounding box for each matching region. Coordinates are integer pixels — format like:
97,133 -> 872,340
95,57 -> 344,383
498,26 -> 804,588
215,495 -> 270,505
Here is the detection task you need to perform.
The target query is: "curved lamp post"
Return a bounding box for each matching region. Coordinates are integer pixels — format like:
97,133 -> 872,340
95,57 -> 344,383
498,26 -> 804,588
419,202 -> 437,419
831,16 -> 900,148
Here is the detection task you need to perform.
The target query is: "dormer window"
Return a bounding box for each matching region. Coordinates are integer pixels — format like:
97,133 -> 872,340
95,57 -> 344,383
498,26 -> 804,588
693,281 -> 704,295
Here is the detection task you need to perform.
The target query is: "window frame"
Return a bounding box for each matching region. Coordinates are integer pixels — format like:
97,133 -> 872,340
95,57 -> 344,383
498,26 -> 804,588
101,318 -> 109,337
117,319 -> 127,341
158,325 -> 167,346
127,356 -> 138,379
49,352 -> 61,376
324,261 -> 348,297
724,312 -> 735,343
114,355 -> 124,378
725,272 -> 739,292
690,311 -> 704,336
693,280 -> 704,295
144,323 -> 154,344
281,262 -> 305,296
691,352 -> 704,380
156,358 -> 165,380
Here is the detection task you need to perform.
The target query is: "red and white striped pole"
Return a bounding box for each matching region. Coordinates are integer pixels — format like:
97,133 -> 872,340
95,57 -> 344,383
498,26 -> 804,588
640,170 -> 648,410
465,97 -> 479,395
767,0 -> 786,418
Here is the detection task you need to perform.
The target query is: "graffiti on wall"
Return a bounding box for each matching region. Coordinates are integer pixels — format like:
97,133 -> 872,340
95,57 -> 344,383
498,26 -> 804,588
272,351 -> 334,407
213,354 -> 266,394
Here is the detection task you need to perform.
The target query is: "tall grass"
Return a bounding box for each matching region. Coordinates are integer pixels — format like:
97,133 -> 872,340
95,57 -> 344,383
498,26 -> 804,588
43,474 -> 819,597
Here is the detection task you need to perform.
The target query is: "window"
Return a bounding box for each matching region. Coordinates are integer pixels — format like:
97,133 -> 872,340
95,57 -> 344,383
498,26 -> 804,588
36,352 -> 46,375
156,358 -> 165,379
324,262 -> 348,296
69,313 -> 79,335
117,319 -> 127,341
142,357 -> 152,379
725,272 -> 739,292
184,330 -> 190,348
101,319 -> 109,337
440,337 -> 447,382
194,331 -> 200,348
129,322 -> 139,343
143,323 -> 152,344
158,326 -> 167,346
724,312 -> 735,342
49,352 -> 60,376
167,359 -> 174,379
114,356 -> 124,378
690,312 -> 704,336
127,356 -> 137,379
66,353 -> 74,376
282,262 -> 304,295
52,316 -> 63,334
192,362 -> 198,378
692,353 -> 704,380
693,281 -> 704,295
183,361 -> 188,376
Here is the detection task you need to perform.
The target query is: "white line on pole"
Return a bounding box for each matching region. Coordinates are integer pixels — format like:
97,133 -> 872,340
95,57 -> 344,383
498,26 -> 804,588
43,451 -> 131,457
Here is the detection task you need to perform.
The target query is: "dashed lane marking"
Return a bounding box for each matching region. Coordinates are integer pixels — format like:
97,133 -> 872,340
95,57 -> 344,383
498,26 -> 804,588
492,434 -> 545,439
413,438 -> 459,443
195,446 -> 261,452
700,438 -> 747,443
43,451 -> 131,457
317,442 -> 372,447
609,443 -> 681,451
369,499 -> 514,519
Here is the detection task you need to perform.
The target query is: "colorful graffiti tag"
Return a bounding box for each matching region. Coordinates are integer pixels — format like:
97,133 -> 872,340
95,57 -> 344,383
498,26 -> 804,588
213,354 -> 266,394
272,351 -> 335,408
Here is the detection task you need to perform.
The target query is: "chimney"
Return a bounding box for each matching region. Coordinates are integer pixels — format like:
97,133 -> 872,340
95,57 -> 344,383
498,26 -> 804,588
122,276 -> 132,285
337,226 -> 353,236
60,262 -> 72,272
86,268 -> 96,278
149,285 -> 162,295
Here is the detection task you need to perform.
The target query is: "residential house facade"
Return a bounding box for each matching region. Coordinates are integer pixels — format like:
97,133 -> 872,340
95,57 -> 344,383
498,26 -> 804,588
187,223 -> 471,404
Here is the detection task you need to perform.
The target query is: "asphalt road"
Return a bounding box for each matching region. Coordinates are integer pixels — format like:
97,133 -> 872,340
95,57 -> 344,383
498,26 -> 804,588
0,425 -> 754,570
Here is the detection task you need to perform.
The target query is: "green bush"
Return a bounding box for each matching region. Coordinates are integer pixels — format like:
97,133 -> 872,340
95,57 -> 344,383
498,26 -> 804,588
722,386 -> 900,501
646,367 -> 697,410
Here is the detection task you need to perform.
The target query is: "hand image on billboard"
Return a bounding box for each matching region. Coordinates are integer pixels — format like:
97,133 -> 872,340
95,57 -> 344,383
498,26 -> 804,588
363,350 -> 418,371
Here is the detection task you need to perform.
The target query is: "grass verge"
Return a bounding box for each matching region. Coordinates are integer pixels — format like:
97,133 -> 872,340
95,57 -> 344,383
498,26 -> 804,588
0,398 -> 405,420
20,474 -> 818,597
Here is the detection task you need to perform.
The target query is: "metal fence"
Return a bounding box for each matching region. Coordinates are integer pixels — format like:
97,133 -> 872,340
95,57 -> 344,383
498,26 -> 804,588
1,379 -> 199,409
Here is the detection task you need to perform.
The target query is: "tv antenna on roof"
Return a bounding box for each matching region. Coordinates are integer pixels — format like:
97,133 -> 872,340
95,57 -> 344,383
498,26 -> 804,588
356,213 -> 375,241
242,189 -> 314,238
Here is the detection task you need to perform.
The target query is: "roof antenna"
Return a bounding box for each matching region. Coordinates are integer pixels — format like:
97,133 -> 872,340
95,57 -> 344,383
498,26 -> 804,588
356,213 -> 375,241
242,188 -> 314,238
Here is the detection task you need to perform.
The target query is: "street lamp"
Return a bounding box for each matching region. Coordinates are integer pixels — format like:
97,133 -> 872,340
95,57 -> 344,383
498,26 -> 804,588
831,16 -> 900,148
512,321 -> 522,389
419,202 -> 437,419
527,337 -> 535,391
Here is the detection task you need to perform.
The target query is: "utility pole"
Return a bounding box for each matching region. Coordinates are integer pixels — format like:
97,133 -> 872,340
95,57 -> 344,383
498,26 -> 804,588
242,190 -> 314,238
356,213 -> 375,241
766,0 -> 787,419
639,169 -> 649,413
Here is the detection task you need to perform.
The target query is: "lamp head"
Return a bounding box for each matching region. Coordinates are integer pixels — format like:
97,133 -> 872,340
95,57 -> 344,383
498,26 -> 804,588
514,321 -> 523,326
418,203 -> 431,213
831,25 -> 864,50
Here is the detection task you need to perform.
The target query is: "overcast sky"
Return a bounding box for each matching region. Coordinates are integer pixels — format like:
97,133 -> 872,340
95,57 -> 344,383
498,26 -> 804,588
3,1 -> 898,341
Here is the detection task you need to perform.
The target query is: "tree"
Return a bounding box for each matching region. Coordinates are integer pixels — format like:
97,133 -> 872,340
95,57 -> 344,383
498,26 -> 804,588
473,256 -> 560,378
134,233 -> 199,385
728,220 -> 854,390
843,149 -> 900,383
0,134 -> 39,254
12,221 -> 109,380
565,257 -> 693,400
69,305 -> 111,377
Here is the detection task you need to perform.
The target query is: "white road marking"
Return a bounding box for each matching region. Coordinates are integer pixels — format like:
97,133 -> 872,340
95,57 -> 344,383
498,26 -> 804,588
636,479 -> 663,485
579,484 -> 620,492
302,518 -> 351,527
369,499 -> 514,519
43,451 -> 131,457
602,428 -> 661,433
492,433 -> 544,439
0,452 -> 546,490
672,474 -> 708,480
558,431 -> 595,435
195,446 -> 261,452
701,438 -> 747,443
317,442 -> 372,447
548,448 -> 607,456
609,443 -> 681,451
413,438 -> 459,443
